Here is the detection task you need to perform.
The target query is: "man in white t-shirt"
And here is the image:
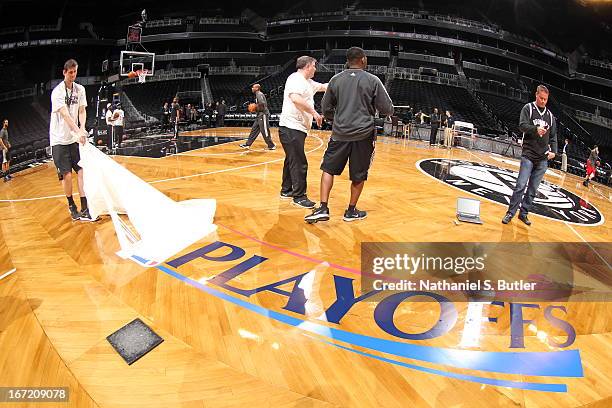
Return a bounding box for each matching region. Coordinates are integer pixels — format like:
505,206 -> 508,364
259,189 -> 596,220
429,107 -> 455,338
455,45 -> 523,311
278,56 -> 327,208
110,103 -> 125,148
50,58 -> 96,222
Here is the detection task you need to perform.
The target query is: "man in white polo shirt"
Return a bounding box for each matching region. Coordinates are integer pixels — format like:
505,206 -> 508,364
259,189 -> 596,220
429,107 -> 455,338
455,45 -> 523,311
50,58 -> 96,222
278,56 -> 327,208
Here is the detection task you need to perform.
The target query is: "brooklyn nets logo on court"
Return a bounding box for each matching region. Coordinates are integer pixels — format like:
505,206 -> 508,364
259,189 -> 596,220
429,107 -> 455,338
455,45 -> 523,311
417,158 -> 604,226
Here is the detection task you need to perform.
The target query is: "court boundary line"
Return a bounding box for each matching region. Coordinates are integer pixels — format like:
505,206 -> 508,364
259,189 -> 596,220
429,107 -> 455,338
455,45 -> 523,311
564,222 -> 612,270
0,268 -> 16,281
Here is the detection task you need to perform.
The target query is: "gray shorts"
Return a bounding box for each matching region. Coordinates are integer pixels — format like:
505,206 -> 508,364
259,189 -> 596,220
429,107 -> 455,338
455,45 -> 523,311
52,142 -> 81,176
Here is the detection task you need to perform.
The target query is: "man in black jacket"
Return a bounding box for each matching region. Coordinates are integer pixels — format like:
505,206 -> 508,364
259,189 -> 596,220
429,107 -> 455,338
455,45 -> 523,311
161,102 -> 170,133
305,47 -> 394,223
502,85 -> 557,226
429,107 -> 441,145
217,100 -> 227,127
170,97 -> 181,139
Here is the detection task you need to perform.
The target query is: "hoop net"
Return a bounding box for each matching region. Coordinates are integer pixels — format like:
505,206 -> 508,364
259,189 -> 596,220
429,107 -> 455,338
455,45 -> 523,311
137,69 -> 148,83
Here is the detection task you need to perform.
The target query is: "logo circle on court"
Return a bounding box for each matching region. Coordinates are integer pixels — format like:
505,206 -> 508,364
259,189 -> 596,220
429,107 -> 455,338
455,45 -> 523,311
417,159 -> 604,225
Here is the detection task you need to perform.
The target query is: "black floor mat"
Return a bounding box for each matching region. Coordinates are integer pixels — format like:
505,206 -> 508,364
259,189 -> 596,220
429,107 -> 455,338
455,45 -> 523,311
106,318 -> 164,365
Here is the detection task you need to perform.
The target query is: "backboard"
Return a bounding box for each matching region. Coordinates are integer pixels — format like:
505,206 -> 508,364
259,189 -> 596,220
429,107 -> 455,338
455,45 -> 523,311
119,51 -> 155,77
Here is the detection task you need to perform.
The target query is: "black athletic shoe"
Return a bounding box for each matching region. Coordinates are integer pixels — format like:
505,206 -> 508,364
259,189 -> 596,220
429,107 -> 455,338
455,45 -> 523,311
583,179 -> 589,187
239,143 -> 250,149
305,206 -> 330,224
343,208 -> 367,222
501,213 -> 513,224
69,205 -> 80,221
518,213 -> 531,226
292,197 -> 316,209
268,145 -> 277,150
79,208 -> 99,222
280,191 -> 293,199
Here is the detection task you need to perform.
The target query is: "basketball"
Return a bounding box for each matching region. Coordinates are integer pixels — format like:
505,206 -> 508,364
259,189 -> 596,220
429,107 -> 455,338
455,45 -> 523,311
247,103 -> 257,113
112,111 -> 121,120
127,71 -> 138,79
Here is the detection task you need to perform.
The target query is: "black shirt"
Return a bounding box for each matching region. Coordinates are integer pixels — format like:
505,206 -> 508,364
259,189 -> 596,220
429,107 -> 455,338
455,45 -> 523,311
321,69 -> 394,142
431,112 -> 441,127
519,102 -> 558,162
170,103 -> 180,121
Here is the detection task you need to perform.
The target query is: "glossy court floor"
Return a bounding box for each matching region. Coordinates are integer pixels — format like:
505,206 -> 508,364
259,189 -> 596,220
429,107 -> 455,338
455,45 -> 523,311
0,127 -> 610,407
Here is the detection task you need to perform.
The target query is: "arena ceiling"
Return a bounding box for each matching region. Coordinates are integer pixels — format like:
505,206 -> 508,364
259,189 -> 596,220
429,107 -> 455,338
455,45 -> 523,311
1,0 -> 610,57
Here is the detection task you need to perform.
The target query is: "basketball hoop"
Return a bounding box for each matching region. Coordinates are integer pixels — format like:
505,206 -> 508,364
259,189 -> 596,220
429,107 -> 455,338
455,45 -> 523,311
137,69 -> 148,83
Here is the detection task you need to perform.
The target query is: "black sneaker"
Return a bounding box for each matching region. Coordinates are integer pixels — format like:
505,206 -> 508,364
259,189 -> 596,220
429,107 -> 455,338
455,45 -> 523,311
518,213 -> 531,226
292,197 -> 316,209
501,213 -> 513,224
79,208 -> 99,222
69,205 -> 80,221
343,208 -> 367,222
239,143 -> 250,149
280,191 -> 293,199
305,206 -> 330,224
268,145 -> 277,150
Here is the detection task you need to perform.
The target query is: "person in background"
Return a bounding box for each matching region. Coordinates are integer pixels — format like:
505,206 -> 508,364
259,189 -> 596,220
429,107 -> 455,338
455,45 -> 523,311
583,145 -> 600,187
0,119 -> 12,182
217,100 -> 227,127
429,107 -> 441,146
111,103 -> 125,148
240,84 -> 276,150
443,110 -> 454,148
161,102 -> 170,132
170,97 -> 181,139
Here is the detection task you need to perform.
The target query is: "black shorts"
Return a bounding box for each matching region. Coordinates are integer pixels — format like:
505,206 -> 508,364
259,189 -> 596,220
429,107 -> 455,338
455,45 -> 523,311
52,142 -> 81,177
320,135 -> 376,182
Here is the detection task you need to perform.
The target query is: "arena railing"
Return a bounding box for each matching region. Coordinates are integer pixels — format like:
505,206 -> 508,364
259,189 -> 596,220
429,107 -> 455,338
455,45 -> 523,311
145,18 -> 183,28
270,8 -> 563,59
582,57 -> 612,72
0,87 -> 36,102
397,52 -> 455,67
575,110 -> 612,129
199,18 -> 240,25
207,65 -> 280,75
0,26 -> 25,35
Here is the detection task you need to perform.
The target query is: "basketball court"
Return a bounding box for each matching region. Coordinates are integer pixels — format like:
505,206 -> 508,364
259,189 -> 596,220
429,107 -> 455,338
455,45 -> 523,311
1,127 -> 610,407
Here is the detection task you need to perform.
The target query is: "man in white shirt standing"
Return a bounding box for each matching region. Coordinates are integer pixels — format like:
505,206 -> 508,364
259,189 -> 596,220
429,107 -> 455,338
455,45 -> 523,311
278,56 -> 327,208
111,103 -> 125,148
50,58 -> 96,222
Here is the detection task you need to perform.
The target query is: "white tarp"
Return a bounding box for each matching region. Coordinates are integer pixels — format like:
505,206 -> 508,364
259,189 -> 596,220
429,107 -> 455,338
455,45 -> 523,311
78,142 -> 217,266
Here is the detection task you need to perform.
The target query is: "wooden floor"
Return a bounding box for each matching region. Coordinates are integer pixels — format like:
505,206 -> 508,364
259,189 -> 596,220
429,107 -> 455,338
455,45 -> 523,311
0,127 -> 610,407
